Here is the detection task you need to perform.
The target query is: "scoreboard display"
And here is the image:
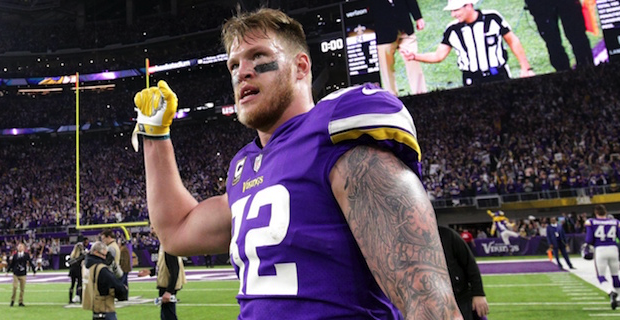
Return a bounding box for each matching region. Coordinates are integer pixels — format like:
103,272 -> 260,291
304,0 -> 380,97
341,0 -> 381,86
597,0 -> 620,62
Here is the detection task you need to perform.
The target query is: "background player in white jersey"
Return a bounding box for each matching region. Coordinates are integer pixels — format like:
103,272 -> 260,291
131,7 -> 462,320
585,204 -> 620,310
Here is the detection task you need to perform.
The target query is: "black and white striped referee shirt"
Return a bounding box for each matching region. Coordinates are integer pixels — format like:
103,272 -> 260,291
441,10 -> 511,73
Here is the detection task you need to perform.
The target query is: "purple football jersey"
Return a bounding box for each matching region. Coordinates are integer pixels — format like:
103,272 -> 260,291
226,84 -> 420,319
585,218 -> 620,247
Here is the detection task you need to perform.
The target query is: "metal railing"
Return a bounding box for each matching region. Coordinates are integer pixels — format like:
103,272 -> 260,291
431,184 -> 619,209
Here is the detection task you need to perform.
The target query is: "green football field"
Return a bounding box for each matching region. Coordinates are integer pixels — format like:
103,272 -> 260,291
392,0 -> 605,94
0,263 -> 615,319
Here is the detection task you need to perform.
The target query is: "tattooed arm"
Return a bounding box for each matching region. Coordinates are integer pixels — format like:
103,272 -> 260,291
330,145 -> 463,320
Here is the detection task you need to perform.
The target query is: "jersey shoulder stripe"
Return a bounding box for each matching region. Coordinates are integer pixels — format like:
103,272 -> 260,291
328,108 -> 421,161
323,84 -> 421,161
480,9 -> 504,20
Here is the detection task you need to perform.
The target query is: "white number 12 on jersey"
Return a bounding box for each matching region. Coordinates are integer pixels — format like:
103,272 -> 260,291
229,184 -> 298,295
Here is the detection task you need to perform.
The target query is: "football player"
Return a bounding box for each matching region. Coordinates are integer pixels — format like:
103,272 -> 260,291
487,210 -> 519,245
132,7 -> 462,320
585,204 -> 620,310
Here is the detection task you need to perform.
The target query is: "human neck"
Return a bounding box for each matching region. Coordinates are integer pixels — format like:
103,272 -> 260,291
465,9 -> 479,24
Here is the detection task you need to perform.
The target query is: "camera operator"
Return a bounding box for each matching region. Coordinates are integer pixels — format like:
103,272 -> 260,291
138,227 -> 186,320
84,241 -> 128,320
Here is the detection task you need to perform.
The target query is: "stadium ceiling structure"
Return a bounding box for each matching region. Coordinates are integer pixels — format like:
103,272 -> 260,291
0,0 -> 235,24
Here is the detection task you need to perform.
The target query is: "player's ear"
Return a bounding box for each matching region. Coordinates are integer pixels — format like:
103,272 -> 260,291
294,52 -> 311,80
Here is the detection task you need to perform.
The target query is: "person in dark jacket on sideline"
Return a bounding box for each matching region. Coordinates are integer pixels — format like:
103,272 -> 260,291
439,225 -> 489,320
84,241 -> 128,320
547,216 -> 575,270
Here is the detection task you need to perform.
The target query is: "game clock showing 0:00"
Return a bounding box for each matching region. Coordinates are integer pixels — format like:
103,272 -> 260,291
320,38 -> 345,53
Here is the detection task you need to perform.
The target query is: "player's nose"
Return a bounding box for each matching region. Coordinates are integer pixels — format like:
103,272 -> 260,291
236,60 -> 256,82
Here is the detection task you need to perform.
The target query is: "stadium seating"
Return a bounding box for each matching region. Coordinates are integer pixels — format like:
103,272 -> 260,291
1,0 -> 619,255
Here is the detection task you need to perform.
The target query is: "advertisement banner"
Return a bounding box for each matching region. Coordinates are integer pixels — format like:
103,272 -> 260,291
473,234 -> 586,257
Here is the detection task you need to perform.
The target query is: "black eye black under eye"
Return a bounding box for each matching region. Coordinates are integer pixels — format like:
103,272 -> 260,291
254,61 -> 279,74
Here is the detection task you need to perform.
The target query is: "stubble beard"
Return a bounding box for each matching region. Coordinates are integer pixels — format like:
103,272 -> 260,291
237,67 -> 294,131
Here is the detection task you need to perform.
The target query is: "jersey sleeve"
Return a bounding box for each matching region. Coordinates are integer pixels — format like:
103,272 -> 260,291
322,83 -> 422,177
584,219 -> 594,245
441,21 -> 458,46
482,9 -> 512,35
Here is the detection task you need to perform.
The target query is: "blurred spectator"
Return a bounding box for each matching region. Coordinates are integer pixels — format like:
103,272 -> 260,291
460,228 -> 475,249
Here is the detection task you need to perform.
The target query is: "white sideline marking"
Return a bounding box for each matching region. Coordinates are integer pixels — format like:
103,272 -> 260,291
177,304 -> 238,307
29,276 -> 70,283
0,288 -> 239,293
564,289 -> 596,292
490,302 -> 608,306
4,302 -> 239,307
484,272 -> 571,276
478,258 -> 550,264
485,283 -> 564,288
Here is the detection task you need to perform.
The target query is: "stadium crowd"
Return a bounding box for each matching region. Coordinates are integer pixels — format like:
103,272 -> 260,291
1,62 -> 619,242
0,0 -> 619,266
0,66 -> 234,130
0,67 -> 616,265
408,63 -> 620,202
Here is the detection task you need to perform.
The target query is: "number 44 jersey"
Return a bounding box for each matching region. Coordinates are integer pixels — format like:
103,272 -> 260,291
226,84 -> 421,319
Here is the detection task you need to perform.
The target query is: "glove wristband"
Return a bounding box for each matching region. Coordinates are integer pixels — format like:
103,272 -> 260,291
144,134 -> 170,140
136,123 -> 170,136
131,123 -> 170,152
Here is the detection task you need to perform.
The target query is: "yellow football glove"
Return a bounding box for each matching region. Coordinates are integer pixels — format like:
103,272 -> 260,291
131,80 -> 178,152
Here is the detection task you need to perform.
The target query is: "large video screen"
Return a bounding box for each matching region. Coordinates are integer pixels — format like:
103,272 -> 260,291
308,0 -> 610,97
3,0 -> 614,101
400,0 -> 607,95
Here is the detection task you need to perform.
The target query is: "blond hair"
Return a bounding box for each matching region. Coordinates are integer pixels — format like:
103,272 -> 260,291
221,8 -> 309,57
70,243 -> 84,260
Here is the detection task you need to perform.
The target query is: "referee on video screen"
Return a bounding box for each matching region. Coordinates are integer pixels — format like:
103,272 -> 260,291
404,0 -> 535,86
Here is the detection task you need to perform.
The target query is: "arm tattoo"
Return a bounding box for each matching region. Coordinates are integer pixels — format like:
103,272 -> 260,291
338,145 -> 460,319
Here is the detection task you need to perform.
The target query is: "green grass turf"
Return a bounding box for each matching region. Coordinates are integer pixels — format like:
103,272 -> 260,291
391,0 -> 604,95
0,275 -> 240,320
484,272 -> 611,319
1,265 -> 614,319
